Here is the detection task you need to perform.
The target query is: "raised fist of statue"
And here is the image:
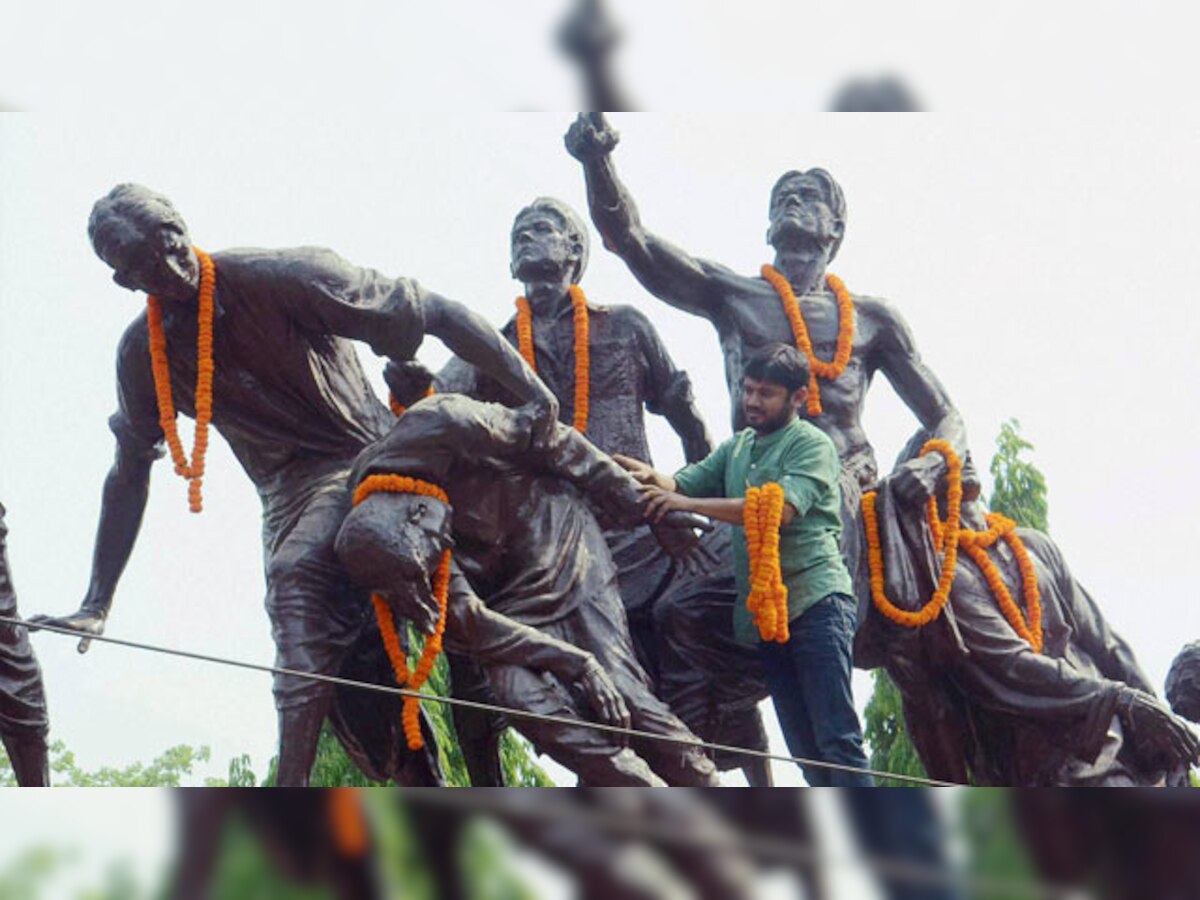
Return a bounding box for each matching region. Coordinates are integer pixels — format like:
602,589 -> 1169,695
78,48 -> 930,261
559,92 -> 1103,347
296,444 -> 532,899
565,113 -> 620,162
1118,686 -> 1200,773
580,657 -> 631,741
557,0 -> 620,63
27,606 -> 106,653
383,359 -> 434,410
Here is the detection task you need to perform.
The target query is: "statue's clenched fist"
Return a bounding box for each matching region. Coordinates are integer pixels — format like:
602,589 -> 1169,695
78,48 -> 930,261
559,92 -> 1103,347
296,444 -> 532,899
565,113 -> 620,162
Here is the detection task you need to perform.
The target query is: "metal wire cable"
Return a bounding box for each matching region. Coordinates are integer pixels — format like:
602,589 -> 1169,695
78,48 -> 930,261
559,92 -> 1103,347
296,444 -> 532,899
2,612 -> 957,787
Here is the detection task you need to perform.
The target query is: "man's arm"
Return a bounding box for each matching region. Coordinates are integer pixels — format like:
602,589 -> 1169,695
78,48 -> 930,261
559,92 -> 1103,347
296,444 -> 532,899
628,308 -> 713,463
565,114 -> 728,319
868,298 -> 970,504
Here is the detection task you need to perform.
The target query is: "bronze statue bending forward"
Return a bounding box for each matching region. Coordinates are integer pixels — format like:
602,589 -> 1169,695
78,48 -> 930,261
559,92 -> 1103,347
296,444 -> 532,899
335,394 -> 721,786
31,184 -> 556,786
438,197 -> 769,784
867,439 -> 1200,785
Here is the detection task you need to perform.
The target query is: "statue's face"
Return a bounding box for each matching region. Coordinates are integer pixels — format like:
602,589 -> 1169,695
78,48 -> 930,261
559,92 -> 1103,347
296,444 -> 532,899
510,211 -> 580,282
767,174 -> 843,255
97,220 -> 199,303
381,494 -> 454,619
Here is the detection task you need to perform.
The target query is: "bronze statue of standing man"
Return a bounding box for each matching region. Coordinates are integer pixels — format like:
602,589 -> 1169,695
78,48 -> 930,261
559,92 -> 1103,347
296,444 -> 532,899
31,184 -> 556,785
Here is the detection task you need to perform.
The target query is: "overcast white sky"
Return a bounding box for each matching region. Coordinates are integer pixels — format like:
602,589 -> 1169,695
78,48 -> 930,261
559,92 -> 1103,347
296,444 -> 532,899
2,113 -> 1199,794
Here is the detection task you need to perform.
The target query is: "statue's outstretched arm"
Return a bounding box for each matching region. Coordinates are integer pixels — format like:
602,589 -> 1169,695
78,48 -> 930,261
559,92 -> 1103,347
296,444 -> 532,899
423,292 -> 556,414
565,113 -> 726,318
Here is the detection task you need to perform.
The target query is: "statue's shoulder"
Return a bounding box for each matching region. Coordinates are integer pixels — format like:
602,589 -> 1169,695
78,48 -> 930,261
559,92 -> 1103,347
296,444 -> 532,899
212,246 -> 352,283
850,292 -> 903,324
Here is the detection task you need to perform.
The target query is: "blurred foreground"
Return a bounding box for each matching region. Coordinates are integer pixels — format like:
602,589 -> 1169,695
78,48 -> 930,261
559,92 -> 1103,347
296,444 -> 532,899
2,788 -> 1198,899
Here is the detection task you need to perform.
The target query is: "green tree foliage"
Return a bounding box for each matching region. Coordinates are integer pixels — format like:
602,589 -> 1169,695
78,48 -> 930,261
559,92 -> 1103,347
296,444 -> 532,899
0,740 -> 214,787
862,670 -> 928,786
988,419 -> 1049,532
863,419 -> 1051,786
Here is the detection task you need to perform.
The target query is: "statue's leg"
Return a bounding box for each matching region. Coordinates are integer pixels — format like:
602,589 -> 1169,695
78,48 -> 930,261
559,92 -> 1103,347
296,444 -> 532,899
2,730 -> 48,786
486,661 -> 667,786
569,596 -> 720,786
650,526 -> 770,784
265,483 -> 364,787
447,652 -> 505,786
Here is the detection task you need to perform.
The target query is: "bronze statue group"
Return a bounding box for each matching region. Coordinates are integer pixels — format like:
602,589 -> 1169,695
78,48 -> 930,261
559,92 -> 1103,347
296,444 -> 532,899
4,114 -> 1198,790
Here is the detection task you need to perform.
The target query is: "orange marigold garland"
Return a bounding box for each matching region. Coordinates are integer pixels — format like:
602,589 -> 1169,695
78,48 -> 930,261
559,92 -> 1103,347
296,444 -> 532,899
861,439 -> 963,628
328,788 -> 370,858
353,474 -> 452,750
146,246 -> 216,513
514,285 -> 590,432
743,482 -> 790,643
928,503 -> 1043,652
761,264 -> 854,417
863,441 -> 1043,651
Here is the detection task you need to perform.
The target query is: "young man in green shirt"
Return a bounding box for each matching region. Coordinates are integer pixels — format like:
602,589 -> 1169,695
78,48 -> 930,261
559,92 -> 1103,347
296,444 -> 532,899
617,343 -> 872,786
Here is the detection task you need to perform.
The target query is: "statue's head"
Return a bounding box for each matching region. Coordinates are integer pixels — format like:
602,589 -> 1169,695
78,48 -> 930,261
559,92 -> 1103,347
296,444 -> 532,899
767,169 -> 846,263
1166,641 -> 1200,724
510,197 -> 589,284
335,488 -> 454,633
88,184 -> 199,303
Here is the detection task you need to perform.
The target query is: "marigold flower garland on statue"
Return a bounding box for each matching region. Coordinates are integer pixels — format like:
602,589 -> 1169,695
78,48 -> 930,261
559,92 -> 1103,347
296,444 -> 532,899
744,482 -> 790,643
861,440 -> 963,628
927,501 -> 1043,652
352,474 -> 452,751
514,284 -> 590,432
145,246 -> 216,513
328,788 -> 369,858
761,264 -> 854,417
862,441 -> 1044,651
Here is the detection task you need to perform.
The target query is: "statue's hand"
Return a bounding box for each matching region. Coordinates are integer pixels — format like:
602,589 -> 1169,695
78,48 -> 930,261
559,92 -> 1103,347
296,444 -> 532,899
27,607 -> 106,654
580,657 -> 631,743
1119,687 -> 1200,771
519,395 -> 560,455
651,510 -> 716,574
564,113 -> 620,162
383,360 -> 434,410
892,454 -> 944,507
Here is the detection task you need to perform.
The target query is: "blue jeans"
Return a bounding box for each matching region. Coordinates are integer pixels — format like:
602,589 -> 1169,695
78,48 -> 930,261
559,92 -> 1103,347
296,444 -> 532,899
757,592 -> 874,787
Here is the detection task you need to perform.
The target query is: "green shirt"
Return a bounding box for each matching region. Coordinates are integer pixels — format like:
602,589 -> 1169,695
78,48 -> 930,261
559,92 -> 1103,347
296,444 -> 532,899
674,416 -> 852,644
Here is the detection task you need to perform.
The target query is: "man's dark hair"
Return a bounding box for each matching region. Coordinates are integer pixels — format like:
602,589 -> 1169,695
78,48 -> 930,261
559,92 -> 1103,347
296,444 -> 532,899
743,343 -> 811,393
88,183 -> 188,254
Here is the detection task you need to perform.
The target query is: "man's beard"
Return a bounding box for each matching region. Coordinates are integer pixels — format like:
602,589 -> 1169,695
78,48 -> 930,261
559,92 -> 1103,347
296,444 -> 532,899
747,404 -> 795,435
